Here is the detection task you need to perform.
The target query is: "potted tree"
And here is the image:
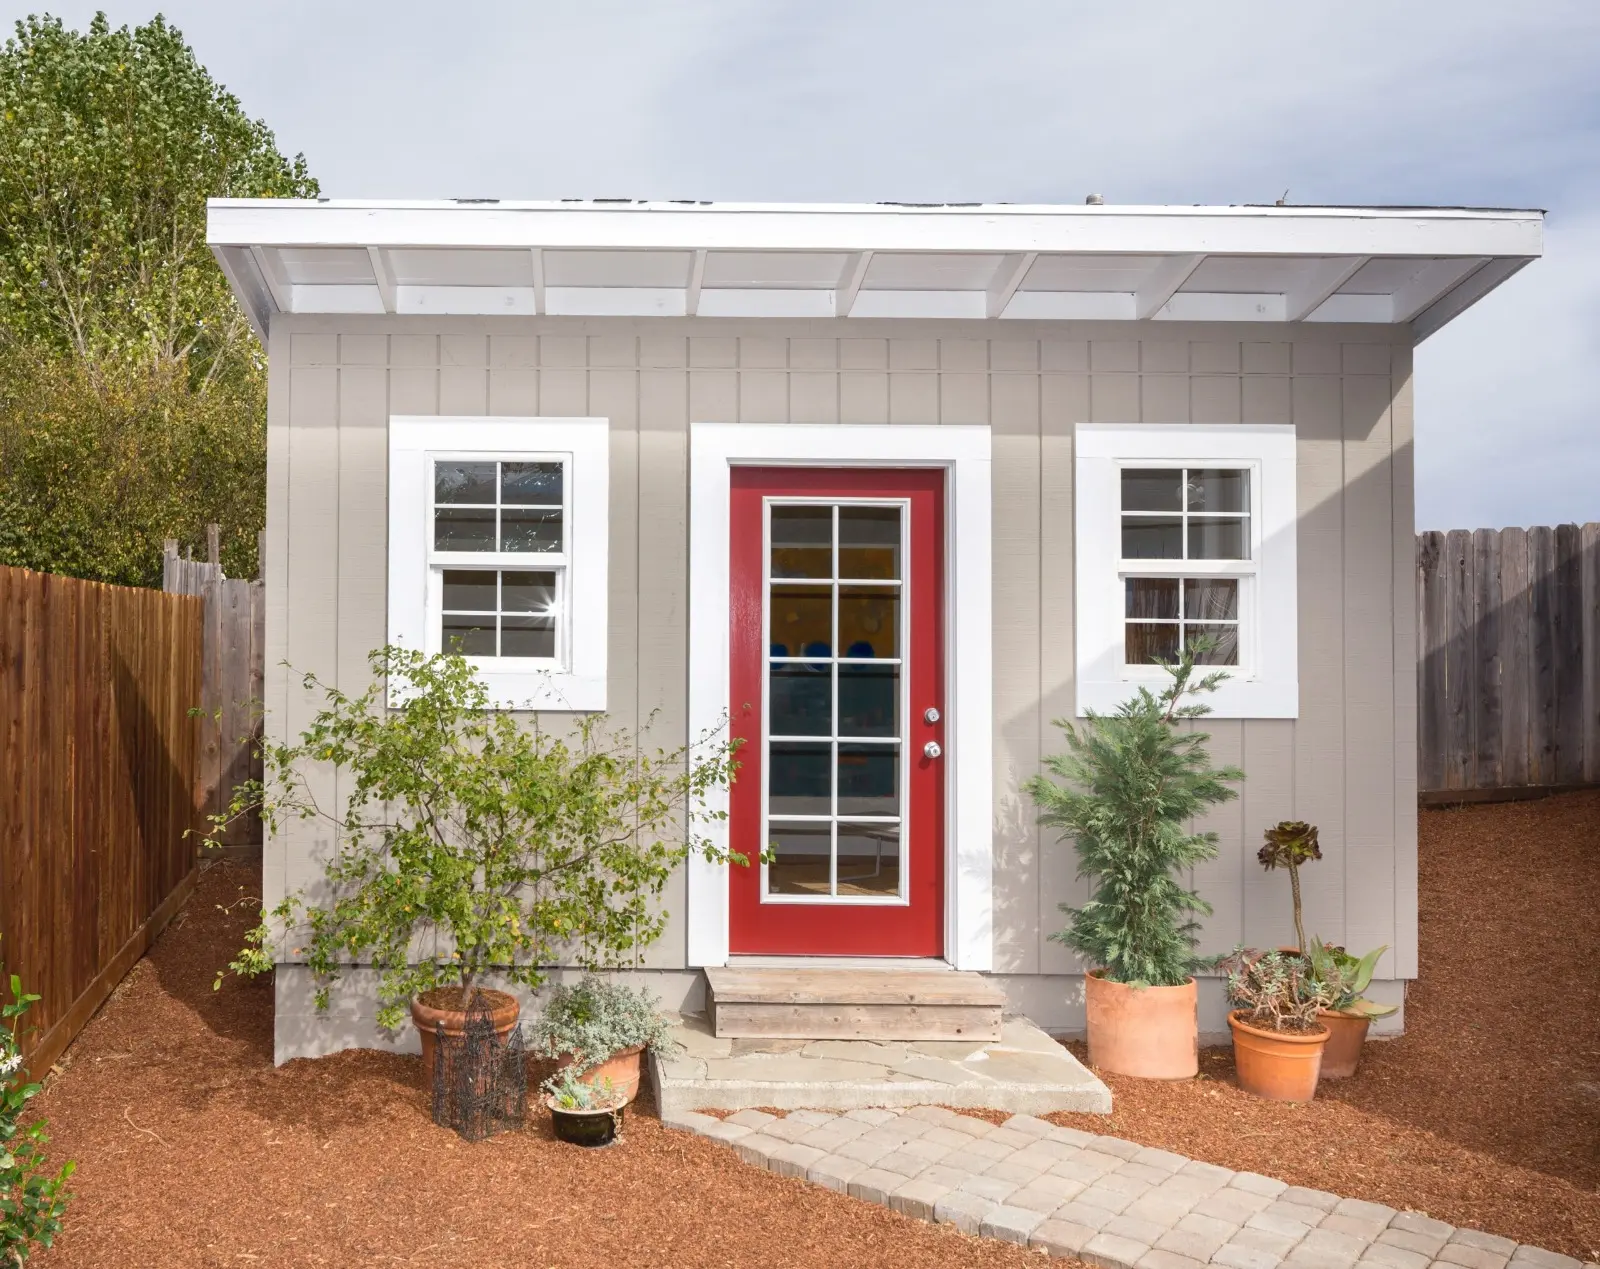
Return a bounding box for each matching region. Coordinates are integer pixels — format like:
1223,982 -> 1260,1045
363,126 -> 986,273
1256,821 -> 1321,953
528,976 -> 681,1105
1305,939 -> 1398,1078
1221,947 -> 1335,1101
1026,645 -> 1242,1079
211,647 -> 739,1099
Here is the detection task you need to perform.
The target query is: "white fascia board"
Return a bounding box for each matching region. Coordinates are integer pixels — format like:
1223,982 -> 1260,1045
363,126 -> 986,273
207,200 -> 1544,261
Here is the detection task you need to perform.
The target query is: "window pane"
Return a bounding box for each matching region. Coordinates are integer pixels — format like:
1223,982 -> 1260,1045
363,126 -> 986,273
769,664 -> 831,736
1184,578 -> 1239,620
768,822 -> 831,896
838,662 -> 898,738
769,742 -> 831,815
442,570 -> 497,612
501,507 -> 563,552
1187,468 -> 1248,513
501,613 -> 556,658
771,585 -> 833,657
837,586 -> 898,659
837,823 -> 900,897
837,743 -> 898,816
442,613 -> 496,656
1187,623 -> 1239,665
435,507 -> 496,552
1188,516 -> 1248,560
771,506 -> 832,580
1122,516 -> 1183,559
1125,622 -> 1179,665
1125,577 -> 1179,619
839,506 -> 901,580
435,461 -> 497,505
501,570 -> 557,613
502,461 -> 563,506
1122,468 -> 1183,512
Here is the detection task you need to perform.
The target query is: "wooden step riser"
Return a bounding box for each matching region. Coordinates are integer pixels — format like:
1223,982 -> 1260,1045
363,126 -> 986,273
710,1000 -> 1003,1043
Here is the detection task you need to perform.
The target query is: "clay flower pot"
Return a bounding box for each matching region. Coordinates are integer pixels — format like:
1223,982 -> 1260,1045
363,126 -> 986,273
1316,1010 -> 1371,1079
553,1043 -> 646,1105
1084,970 -> 1198,1079
411,987 -> 521,1087
1228,1010 -> 1328,1101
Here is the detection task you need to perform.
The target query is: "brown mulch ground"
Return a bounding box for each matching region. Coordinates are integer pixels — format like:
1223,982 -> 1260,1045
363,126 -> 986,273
29,861 -> 1041,1269
25,791 -> 1600,1265
1046,790 -> 1600,1262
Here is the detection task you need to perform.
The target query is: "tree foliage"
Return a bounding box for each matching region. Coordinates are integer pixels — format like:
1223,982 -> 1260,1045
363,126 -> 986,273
1026,647 -> 1243,988
212,648 -> 745,1031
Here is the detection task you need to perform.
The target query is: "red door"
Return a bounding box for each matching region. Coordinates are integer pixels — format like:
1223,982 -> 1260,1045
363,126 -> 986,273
728,468 -> 945,956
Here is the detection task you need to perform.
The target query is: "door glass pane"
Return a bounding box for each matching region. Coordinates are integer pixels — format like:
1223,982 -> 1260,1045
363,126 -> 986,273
442,570 -> 497,612
502,461 -> 563,505
770,664 -> 831,736
435,507 -> 496,552
771,506 -> 832,579
442,613 -> 496,656
1186,468 -> 1248,513
1184,578 -> 1238,620
1122,516 -> 1183,559
838,586 -> 898,659
771,585 -> 832,657
837,823 -> 900,897
1121,468 -> 1183,512
769,742 -> 831,815
435,461 -> 497,504
1186,624 -> 1239,665
838,662 -> 898,737
768,822 -> 832,895
1126,622 -> 1179,665
837,743 -> 898,816
1125,577 -> 1179,619
839,506 -> 901,580
501,507 -> 563,552
1189,516 -> 1248,560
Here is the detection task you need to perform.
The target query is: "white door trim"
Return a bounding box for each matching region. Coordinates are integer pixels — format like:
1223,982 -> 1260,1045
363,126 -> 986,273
686,422 -> 993,971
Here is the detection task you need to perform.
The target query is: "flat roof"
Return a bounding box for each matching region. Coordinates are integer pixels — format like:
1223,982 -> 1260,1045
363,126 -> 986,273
207,198 -> 1544,340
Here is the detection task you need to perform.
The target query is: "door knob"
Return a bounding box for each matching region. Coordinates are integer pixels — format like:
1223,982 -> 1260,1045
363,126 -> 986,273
923,740 -> 943,760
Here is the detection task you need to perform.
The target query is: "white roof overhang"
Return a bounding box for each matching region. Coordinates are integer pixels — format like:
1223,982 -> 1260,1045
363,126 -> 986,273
207,199 -> 1543,342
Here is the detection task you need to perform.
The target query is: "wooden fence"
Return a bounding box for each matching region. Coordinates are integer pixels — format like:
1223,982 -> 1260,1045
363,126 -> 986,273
162,529 -> 265,847
1417,523 -> 1600,797
0,566 -> 203,1074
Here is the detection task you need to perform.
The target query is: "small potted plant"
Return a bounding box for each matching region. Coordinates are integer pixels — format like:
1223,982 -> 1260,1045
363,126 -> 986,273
1257,821 -> 1321,953
1221,947 -> 1335,1101
528,976 -> 682,1105
1305,939 -> 1398,1078
1027,644 -> 1242,1080
543,1067 -> 626,1148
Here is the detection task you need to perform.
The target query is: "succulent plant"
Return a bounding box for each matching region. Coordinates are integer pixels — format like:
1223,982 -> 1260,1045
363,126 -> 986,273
1257,821 -> 1321,953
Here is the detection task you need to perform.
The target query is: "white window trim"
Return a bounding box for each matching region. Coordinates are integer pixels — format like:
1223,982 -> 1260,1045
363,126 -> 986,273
1075,423 -> 1298,719
687,422 -> 993,971
388,416 -> 608,711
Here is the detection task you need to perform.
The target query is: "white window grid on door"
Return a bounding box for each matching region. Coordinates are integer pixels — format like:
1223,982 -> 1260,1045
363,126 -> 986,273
1115,460 -> 1259,679
760,496 -> 912,906
424,450 -> 570,673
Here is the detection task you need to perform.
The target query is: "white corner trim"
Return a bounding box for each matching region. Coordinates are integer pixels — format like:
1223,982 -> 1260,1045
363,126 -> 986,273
1074,423 -> 1299,720
686,423 -> 993,972
388,416 -> 609,711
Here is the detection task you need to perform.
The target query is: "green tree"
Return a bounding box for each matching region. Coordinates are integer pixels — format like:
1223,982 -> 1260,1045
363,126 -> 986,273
0,11 -> 316,384
1025,647 -> 1243,987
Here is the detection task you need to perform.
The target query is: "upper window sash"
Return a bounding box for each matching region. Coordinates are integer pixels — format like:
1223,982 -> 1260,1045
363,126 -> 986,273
1114,459 -> 1260,572
427,451 -> 571,566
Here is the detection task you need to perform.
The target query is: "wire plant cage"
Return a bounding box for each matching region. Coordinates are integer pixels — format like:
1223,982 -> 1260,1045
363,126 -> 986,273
430,991 -> 529,1142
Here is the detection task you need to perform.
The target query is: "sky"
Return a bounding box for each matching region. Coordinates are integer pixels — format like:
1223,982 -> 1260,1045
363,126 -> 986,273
11,1 -> 1597,530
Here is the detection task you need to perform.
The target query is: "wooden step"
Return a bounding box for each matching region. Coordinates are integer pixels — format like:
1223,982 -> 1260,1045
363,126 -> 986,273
705,966 -> 1005,1042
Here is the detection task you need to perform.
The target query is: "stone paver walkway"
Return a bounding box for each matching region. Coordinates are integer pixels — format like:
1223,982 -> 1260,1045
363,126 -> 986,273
663,1104 -> 1594,1269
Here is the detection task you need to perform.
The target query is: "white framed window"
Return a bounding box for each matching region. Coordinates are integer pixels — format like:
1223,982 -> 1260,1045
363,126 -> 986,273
388,417 -> 608,711
1076,424 -> 1297,719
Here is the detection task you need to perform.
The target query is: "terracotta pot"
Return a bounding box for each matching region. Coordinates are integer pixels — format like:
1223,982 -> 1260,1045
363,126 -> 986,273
1317,1010 -> 1371,1079
1228,1010 -> 1328,1102
1084,970 -> 1198,1079
411,988 -> 521,1087
554,1044 -> 647,1105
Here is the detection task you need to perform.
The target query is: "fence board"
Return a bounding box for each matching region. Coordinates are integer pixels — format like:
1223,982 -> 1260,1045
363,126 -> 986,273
0,566 -> 202,1076
1418,522 -> 1597,796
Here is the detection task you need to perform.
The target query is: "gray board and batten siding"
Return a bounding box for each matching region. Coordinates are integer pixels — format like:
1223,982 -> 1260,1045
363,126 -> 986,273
264,316 -> 1416,1060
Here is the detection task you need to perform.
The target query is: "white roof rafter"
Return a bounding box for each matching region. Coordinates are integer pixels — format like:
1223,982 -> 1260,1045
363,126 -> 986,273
207,198 -> 1543,340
